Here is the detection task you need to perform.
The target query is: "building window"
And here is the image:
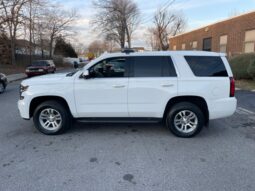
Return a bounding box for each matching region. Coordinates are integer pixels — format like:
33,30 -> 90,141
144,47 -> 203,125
182,43 -> 186,50
173,45 -> 176,50
203,38 -> 212,51
191,41 -> 197,50
244,30 -> 255,53
220,35 -> 228,53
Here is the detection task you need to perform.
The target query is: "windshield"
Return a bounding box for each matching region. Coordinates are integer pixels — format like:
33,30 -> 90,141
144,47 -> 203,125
32,61 -> 47,66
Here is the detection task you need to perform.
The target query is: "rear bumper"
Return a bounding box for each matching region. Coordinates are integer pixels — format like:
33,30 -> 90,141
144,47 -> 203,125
208,97 -> 237,120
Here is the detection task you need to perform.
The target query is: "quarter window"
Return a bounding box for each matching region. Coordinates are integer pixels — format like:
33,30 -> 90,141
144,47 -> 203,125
185,56 -> 228,77
132,56 -> 177,77
89,57 -> 127,78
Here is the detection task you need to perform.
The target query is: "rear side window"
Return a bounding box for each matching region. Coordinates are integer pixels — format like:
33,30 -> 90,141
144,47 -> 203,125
184,56 -> 228,77
131,56 -> 177,77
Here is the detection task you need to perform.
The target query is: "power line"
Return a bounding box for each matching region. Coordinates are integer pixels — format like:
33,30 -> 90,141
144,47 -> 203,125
140,0 -> 175,25
141,0 -> 172,23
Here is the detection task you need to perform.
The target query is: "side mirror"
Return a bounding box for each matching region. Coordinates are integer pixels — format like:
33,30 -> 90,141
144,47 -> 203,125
82,70 -> 90,79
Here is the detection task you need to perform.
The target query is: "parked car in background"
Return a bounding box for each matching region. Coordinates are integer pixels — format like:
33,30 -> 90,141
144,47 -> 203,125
0,73 -> 8,94
18,51 -> 237,138
26,60 -> 56,77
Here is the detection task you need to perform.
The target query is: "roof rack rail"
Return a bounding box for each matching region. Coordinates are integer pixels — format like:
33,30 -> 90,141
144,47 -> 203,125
121,49 -> 135,54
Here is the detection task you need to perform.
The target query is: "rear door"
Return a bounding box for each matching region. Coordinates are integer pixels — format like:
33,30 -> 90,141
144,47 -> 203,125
128,56 -> 178,118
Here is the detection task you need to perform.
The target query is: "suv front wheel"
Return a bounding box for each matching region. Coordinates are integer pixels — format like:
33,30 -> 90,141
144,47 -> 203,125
33,100 -> 72,135
166,102 -> 204,138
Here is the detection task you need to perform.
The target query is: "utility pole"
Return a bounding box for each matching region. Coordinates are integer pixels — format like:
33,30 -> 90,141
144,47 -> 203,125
29,0 -> 32,65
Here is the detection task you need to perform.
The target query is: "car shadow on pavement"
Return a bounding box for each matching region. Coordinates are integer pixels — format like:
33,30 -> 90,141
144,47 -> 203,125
65,121 -> 222,139
70,122 -> 167,135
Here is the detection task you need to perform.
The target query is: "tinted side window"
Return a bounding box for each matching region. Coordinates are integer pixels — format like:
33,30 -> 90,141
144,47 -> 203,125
89,57 -> 127,78
132,56 -> 177,77
184,56 -> 228,77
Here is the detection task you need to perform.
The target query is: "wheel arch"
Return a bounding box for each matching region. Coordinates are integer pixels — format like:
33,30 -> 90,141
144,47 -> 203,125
29,96 -> 72,118
163,96 -> 209,125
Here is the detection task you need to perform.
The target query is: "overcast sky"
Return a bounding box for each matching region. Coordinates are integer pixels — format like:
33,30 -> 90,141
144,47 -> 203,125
56,0 -> 255,48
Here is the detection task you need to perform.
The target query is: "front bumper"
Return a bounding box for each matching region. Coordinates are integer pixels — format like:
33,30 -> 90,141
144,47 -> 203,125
26,71 -> 47,76
18,99 -> 30,120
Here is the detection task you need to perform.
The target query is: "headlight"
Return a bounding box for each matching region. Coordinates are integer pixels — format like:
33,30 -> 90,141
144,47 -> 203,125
20,84 -> 29,99
25,69 -> 30,72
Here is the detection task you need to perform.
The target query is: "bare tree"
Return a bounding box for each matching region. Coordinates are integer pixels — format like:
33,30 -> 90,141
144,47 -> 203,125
92,0 -> 140,49
149,9 -> 186,51
42,6 -> 77,58
146,27 -> 160,51
0,0 -> 30,64
88,40 -> 107,56
104,33 -> 118,52
22,0 -> 46,63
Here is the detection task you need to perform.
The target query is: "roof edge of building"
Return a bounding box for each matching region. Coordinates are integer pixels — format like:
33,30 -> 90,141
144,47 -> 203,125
170,10 -> 255,39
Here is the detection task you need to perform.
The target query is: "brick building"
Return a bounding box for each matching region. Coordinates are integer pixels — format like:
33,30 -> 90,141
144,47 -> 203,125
169,11 -> 255,57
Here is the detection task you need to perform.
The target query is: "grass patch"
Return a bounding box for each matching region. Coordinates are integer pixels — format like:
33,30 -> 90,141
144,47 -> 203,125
236,80 -> 255,91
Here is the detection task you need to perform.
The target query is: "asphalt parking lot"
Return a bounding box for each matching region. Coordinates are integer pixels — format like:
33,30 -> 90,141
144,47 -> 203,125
0,78 -> 255,191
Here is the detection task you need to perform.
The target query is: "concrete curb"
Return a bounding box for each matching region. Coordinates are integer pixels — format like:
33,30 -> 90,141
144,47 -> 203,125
7,73 -> 27,83
6,68 -> 69,83
235,87 -> 255,93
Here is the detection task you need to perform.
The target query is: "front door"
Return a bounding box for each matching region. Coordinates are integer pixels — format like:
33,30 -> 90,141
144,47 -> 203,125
74,57 -> 129,118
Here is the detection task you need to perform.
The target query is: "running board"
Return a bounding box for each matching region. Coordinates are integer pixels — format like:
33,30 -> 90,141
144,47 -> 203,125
76,117 -> 162,124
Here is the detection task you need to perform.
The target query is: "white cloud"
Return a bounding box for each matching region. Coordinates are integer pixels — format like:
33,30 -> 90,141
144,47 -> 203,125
172,0 -> 238,10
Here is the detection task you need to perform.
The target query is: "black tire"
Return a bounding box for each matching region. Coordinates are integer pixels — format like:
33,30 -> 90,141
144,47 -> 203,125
0,82 -> 5,94
33,100 -> 72,135
166,102 -> 205,138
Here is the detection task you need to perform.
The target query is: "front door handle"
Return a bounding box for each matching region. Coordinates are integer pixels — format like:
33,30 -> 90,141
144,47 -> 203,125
113,85 -> 126,88
161,84 -> 174,87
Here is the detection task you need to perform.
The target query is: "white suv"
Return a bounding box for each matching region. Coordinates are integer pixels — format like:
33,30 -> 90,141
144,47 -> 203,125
18,51 -> 237,138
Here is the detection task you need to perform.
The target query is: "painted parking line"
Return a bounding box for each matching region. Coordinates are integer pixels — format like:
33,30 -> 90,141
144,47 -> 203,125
236,107 -> 255,121
236,107 -> 255,115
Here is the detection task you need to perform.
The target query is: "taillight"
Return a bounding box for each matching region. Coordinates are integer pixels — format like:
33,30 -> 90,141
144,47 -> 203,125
230,77 -> 235,97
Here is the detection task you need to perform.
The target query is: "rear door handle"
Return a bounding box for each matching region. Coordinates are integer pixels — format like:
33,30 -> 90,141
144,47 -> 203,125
113,85 -> 126,88
161,84 -> 174,87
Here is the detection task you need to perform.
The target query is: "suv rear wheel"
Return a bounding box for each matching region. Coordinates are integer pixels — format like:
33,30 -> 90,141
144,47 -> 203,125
166,102 -> 204,138
33,100 -> 72,135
